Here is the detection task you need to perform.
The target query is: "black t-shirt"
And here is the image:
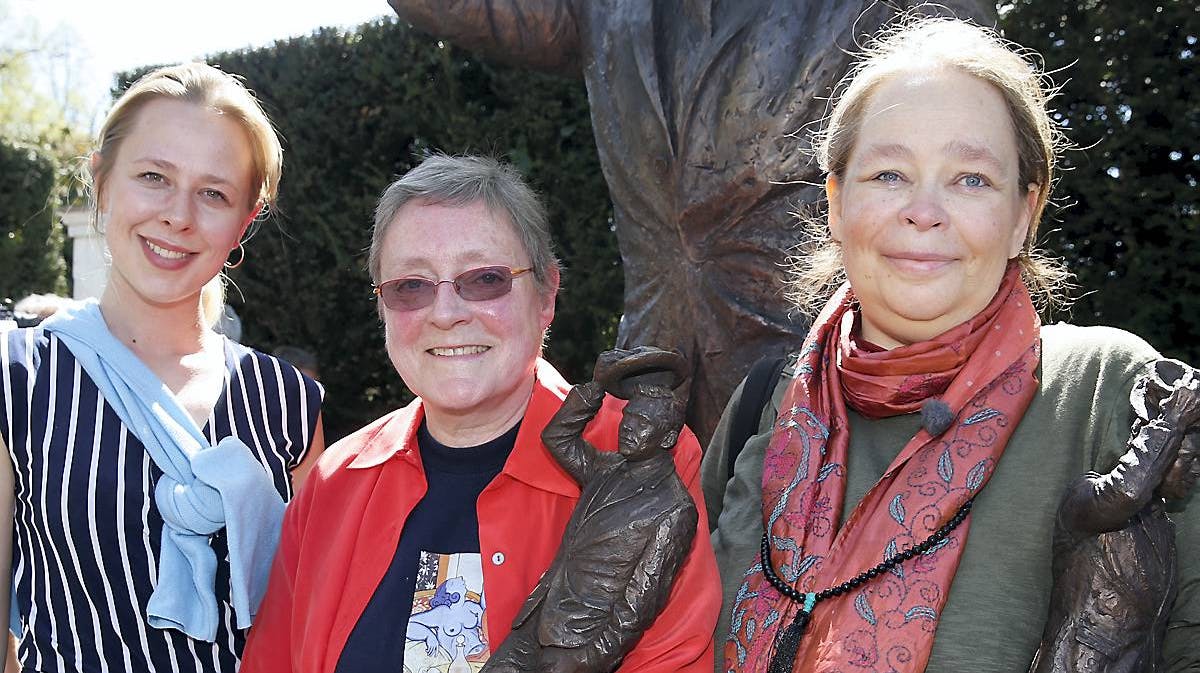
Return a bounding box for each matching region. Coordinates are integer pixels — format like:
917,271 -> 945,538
335,419 -> 519,673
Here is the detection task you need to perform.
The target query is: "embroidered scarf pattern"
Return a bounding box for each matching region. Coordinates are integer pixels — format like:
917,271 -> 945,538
725,265 -> 1040,673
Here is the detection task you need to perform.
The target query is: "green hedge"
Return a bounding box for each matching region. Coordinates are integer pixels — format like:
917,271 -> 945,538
0,139 -> 66,304
122,19 -> 617,440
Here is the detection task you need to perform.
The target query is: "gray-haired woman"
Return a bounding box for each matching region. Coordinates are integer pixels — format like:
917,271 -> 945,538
244,155 -> 721,673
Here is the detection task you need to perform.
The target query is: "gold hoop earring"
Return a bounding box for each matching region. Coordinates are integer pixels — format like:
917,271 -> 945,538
225,243 -> 246,269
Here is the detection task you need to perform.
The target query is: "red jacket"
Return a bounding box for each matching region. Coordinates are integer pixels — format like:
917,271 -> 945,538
242,359 -> 719,672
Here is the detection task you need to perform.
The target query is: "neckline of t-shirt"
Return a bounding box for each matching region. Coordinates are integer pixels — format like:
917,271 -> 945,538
416,418 -> 522,475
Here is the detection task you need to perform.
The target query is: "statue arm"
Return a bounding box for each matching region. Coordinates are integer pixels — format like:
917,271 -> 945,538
386,0 -> 582,75
1060,385 -> 1198,534
540,381 -> 606,482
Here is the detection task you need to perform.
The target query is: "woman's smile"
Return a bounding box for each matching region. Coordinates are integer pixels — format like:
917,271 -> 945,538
882,251 -> 957,276
140,235 -> 195,269
426,345 -> 490,357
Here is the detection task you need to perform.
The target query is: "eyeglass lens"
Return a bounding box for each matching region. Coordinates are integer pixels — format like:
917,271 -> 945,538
379,266 -> 518,311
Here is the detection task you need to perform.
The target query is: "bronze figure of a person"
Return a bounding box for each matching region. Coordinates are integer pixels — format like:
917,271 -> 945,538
483,348 -> 698,673
386,0 -> 994,442
1031,359 -> 1200,673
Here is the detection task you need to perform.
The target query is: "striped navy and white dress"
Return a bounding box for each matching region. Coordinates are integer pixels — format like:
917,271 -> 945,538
0,327 -> 323,673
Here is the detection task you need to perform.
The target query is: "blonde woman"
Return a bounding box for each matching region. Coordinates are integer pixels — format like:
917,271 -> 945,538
0,63 -> 324,672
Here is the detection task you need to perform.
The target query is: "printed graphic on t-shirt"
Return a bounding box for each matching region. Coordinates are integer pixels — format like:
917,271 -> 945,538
404,551 -> 490,673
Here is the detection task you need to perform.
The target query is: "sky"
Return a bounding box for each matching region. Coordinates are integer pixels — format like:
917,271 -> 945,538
11,0 -> 395,131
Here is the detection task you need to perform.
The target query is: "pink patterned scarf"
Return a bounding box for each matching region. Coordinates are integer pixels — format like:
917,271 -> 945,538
725,264 -> 1040,672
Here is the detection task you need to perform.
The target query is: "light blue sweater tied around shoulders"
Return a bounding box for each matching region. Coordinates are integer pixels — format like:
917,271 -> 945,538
39,300 -> 285,642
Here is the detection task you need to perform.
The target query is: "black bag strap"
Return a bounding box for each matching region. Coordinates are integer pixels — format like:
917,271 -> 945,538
727,355 -> 789,481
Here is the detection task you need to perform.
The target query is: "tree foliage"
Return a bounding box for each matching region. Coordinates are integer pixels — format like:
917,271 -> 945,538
0,139 -> 66,302
122,19 -> 617,439
0,1 -> 90,302
1001,0 -> 1200,362
0,1 -> 89,146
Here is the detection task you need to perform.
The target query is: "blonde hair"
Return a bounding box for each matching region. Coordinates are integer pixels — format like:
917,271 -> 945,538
89,62 -> 283,327
788,17 -> 1073,317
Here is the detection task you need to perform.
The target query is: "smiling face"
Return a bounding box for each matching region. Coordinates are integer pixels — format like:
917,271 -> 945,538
98,98 -> 257,314
827,67 -> 1037,348
379,199 -> 557,433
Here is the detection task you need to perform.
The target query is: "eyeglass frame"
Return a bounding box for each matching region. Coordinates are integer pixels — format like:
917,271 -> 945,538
372,265 -> 534,312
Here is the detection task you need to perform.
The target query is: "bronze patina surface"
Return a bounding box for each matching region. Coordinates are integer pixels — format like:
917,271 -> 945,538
483,348 -> 696,673
1031,359 -> 1200,672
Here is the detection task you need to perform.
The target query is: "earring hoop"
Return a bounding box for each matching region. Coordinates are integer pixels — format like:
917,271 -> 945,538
225,243 -> 246,269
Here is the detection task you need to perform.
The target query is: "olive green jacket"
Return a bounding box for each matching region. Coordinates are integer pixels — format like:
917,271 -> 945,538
703,324 -> 1200,672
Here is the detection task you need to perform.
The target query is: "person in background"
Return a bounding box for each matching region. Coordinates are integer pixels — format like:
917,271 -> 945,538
701,17 -> 1199,673
242,154 -> 719,673
0,306 -> 16,333
0,62 -> 325,673
12,293 -> 74,327
272,345 -> 319,381
214,303 -> 244,343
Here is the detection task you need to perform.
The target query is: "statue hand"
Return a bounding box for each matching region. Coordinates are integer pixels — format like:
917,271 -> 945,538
1161,378 -> 1200,430
592,347 -> 650,383
576,380 -> 606,408
592,347 -> 688,401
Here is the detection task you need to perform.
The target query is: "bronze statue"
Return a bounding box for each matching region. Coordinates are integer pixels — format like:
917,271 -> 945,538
483,347 -> 698,673
386,0 -> 995,442
1030,359 -> 1200,672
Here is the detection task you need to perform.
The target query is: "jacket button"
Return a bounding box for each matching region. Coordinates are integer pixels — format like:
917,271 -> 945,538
491,552 -> 505,566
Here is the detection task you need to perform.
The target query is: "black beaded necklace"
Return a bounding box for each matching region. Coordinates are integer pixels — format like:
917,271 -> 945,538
760,497 -> 975,673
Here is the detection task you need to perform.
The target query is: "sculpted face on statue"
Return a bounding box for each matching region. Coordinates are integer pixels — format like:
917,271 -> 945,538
1160,430 -> 1200,501
595,347 -> 689,462
617,389 -> 682,461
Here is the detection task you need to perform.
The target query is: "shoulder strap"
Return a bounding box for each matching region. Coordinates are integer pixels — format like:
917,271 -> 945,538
727,355 -> 788,481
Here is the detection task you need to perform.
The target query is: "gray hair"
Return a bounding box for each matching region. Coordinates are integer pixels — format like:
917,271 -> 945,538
369,154 -> 562,294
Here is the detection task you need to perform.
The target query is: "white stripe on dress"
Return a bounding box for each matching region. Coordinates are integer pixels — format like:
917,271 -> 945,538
88,391 -> 131,673
36,339 -> 67,672
115,429 -> 155,669
248,354 -> 287,480
57,362 -> 100,672
234,356 -> 268,474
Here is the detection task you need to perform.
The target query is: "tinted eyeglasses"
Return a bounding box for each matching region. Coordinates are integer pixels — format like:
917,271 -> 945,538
374,265 -> 533,311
